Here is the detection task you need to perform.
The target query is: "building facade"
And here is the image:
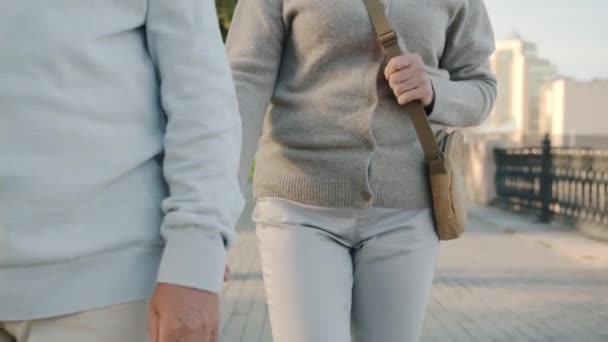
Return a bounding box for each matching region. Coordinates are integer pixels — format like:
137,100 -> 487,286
479,32 -> 557,142
540,79 -> 608,147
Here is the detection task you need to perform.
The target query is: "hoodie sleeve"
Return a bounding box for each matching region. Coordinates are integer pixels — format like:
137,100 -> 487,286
146,0 -> 244,293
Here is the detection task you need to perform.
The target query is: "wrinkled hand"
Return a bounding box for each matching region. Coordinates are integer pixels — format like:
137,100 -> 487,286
149,283 -> 220,342
384,53 -> 434,107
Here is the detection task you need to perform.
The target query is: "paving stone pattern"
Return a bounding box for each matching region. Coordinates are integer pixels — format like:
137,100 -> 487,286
220,198 -> 608,342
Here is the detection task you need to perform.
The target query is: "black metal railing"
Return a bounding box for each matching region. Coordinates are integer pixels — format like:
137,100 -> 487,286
494,136 -> 608,228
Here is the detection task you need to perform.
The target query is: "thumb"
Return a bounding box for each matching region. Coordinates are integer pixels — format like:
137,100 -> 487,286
148,307 -> 159,342
209,328 -> 219,342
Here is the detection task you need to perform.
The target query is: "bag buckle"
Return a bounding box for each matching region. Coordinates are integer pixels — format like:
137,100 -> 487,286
378,31 -> 398,49
427,154 -> 448,175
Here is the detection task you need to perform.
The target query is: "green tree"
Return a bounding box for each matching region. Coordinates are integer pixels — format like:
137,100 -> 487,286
216,0 -> 238,40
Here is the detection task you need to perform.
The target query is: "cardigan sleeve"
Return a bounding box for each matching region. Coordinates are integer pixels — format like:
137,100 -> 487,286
427,0 -> 497,127
226,0 -> 285,191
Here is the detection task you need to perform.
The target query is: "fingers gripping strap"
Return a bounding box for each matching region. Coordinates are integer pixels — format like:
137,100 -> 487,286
361,0 -> 442,162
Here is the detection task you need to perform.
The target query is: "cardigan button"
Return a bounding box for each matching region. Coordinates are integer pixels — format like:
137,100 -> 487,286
361,190 -> 373,202
366,96 -> 376,106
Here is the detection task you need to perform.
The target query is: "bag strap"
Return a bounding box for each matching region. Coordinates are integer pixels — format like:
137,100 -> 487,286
361,0 -> 445,172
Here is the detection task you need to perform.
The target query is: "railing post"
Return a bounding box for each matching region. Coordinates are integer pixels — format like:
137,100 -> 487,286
539,134 -> 553,222
493,148 -> 501,204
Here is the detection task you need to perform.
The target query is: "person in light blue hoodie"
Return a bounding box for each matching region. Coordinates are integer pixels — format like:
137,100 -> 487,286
0,1 -> 244,342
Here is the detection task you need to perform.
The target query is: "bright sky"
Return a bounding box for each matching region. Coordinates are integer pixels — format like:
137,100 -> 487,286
484,0 -> 608,80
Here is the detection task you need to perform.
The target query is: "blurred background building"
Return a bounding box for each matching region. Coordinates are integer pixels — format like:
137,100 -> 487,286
539,78 -> 608,146
472,31 -> 608,147
481,32 -> 557,142
466,32 -> 608,204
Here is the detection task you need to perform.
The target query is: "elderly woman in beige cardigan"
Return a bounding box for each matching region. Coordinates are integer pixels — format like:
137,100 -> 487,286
226,0 -> 496,341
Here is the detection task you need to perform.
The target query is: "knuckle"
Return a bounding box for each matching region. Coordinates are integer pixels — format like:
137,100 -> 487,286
169,321 -> 182,333
389,75 -> 397,87
392,80 -> 401,90
185,320 -> 203,333
169,316 -> 200,335
398,84 -> 408,94
163,326 -> 179,338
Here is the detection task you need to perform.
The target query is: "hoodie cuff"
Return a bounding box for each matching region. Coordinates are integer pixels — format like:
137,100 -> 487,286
157,227 -> 227,294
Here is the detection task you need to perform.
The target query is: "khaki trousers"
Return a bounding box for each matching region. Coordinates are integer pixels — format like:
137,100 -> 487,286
0,300 -> 148,342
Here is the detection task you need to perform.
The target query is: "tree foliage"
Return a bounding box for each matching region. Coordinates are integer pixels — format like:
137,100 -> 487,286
216,0 -> 238,40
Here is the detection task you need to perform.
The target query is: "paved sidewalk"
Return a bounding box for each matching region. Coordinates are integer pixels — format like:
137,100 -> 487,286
220,198 -> 608,342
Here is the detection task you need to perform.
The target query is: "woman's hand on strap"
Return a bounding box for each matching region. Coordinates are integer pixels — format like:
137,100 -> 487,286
384,53 -> 434,107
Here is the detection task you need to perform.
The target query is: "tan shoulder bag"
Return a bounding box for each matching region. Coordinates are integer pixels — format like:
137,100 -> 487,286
362,0 -> 468,240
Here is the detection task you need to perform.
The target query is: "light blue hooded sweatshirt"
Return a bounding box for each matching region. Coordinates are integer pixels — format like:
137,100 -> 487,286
0,0 -> 244,320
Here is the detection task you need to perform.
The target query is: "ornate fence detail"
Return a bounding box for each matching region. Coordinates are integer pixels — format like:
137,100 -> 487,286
494,136 -> 608,228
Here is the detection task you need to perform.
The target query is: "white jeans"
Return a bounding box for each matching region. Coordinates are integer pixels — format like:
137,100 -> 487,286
253,198 -> 440,342
0,301 -> 148,342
